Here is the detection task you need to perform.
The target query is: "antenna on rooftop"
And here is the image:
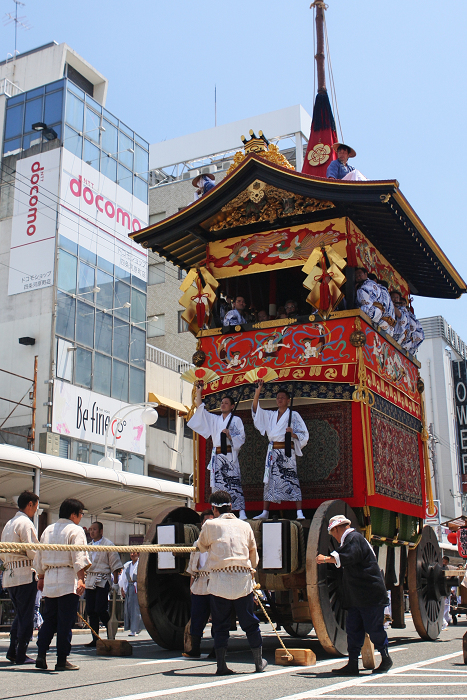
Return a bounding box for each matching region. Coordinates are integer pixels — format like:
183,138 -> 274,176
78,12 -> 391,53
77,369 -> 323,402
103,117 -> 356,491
3,1 -> 31,56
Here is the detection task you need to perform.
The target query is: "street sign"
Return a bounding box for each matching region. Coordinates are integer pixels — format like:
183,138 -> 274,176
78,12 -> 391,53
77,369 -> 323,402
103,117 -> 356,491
424,499 -> 441,526
458,527 -> 467,558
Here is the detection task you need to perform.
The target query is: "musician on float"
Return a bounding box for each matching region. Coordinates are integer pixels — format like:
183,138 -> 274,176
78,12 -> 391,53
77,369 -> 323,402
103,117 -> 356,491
252,380 -> 308,520
188,383 -> 247,520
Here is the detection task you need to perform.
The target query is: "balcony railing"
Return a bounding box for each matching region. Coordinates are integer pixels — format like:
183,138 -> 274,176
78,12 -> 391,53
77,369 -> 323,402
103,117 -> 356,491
0,78 -> 23,98
146,343 -> 192,374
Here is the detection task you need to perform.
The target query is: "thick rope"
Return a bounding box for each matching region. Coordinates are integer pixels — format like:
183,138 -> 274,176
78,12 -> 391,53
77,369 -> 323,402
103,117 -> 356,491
0,542 -> 197,554
253,582 -> 293,661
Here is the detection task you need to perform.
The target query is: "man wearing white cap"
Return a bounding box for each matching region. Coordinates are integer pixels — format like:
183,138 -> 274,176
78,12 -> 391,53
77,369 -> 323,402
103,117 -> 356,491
316,514 -> 391,676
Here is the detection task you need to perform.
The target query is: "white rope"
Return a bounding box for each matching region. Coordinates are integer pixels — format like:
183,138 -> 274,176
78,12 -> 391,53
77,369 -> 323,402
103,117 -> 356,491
0,542 -> 197,554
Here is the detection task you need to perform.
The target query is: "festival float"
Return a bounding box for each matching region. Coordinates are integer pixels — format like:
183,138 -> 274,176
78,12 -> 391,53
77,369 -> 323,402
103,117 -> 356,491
131,2 -> 466,654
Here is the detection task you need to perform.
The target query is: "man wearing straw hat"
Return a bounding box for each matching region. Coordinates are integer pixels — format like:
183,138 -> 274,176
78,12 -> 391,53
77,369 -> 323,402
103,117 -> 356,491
326,143 -> 356,180
197,490 -> 266,675
316,515 -> 392,676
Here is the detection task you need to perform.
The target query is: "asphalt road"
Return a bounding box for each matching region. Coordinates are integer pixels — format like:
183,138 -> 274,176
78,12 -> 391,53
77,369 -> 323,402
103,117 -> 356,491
1,615 -> 466,700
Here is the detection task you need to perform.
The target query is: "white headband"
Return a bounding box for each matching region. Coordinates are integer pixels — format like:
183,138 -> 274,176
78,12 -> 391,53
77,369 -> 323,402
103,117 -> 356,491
213,502 -> 231,507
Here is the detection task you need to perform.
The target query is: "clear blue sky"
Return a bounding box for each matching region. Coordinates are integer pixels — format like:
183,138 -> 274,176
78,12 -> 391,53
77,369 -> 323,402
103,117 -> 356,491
3,0 -> 467,339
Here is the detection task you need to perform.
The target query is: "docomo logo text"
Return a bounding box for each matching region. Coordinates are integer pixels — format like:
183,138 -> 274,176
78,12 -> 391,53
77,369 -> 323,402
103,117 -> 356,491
69,176 -> 142,232
26,162 -> 44,236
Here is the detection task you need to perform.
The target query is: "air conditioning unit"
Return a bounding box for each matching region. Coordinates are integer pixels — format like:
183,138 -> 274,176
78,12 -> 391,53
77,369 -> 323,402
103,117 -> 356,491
181,172 -> 192,180
201,165 -> 216,175
223,161 -> 233,170
188,169 -> 200,178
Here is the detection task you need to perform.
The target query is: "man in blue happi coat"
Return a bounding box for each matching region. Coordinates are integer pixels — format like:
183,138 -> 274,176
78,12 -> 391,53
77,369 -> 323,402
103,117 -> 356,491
326,142 -> 356,179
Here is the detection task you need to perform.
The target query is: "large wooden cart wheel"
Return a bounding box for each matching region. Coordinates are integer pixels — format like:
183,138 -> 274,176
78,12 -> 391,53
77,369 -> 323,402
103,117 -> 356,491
306,499 -> 361,656
408,524 -> 445,640
138,507 -> 200,650
283,622 -> 314,638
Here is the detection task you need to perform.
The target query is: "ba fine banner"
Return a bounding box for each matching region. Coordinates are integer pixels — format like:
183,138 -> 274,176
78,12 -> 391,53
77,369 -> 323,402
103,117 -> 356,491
452,359 -> 467,493
8,150 -> 61,295
52,379 -> 146,455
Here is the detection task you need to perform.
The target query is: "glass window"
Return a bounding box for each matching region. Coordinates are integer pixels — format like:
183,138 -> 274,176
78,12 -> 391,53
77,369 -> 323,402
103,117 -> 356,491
178,268 -> 187,280
98,256 -> 113,275
131,288 -> 146,324
5,104 -> 24,139
117,163 -> 132,194
57,249 -> 77,294
112,360 -> 128,402
95,312 -> 112,354
24,98 -> 43,133
7,93 -> 24,106
131,275 -> 147,292
56,292 -> 76,340
130,326 -> 145,368
94,353 -> 111,396
3,138 -> 21,155
96,269 -> 113,310
75,347 -> 92,387
78,261 -> 95,297
115,264 -> 131,284
59,436 -> 70,459
148,314 -> 164,337
67,81 -> 85,100
133,176 -> 148,203
23,132 -> 42,150
184,422 -> 193,439
66,90 -> 84,131
79,245 -> 97,266
119,122 -> 134,138
56,337 -> 74,382
135,134 -> 149,149
90,443 -> 105,465
86,95 -> 102,113
103,109 -> 118,125
125,453 -> 144,475
27,87 -> 45,99
118,131 -> 133,169
85,106 -> 100,143
74,441 -> 90,463
64,125 -> 82,158
76,300 -> 94,348
102,119 -> 118,154
178,310 -> 189,333
148,263 -> 165,285
135,145 -> 149,179
130,367 -> 145,404
44,90 -> 63,125
113,321 -> 129,361
114,280 -> 130,319
46,80 -> 64,93
59,235 -> 77,255
101,154 -> 117,182
83,139 -> 100,170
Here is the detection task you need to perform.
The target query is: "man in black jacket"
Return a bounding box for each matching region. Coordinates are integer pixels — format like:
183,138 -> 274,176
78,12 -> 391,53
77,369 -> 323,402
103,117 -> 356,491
316,515 -> 391,676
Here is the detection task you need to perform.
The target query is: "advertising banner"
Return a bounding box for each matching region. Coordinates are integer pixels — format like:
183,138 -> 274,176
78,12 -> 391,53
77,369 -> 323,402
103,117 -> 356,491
452,360 -> 467,493
8,150 -> 61,295
52,379 -> 146,455
59,149 -> 147,281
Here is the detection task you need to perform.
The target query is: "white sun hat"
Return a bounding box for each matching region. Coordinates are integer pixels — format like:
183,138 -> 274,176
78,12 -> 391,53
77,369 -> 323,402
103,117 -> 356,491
328,515 -> 351,533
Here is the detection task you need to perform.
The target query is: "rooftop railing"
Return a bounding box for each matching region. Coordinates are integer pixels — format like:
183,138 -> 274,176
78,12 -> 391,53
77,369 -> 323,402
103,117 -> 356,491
0,78 -> 23,98
146,344 -> 192,374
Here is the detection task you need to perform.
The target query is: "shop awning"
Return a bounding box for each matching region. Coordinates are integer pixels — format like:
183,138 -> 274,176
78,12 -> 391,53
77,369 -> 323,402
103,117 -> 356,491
148,392 -> 189,415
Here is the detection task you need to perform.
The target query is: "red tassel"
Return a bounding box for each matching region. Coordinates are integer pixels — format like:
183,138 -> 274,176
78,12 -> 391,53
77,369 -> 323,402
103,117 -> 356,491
319,279 -> 331,311
346,218 -> 358,267
196,301 -> 206,329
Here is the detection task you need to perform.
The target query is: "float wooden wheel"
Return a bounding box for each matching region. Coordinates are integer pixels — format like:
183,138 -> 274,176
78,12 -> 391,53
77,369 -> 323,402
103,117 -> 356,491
138,507 -> 200,650
283,622 -> 314,638
306,499 -> 361,656
408,524 -> 445,640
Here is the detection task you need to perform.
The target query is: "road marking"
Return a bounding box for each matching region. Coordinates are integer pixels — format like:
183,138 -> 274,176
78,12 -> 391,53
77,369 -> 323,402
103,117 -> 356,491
270,650 -> 463,700
100,648 -> 408,700
320,696 -> 467,699
364,682 -> 467,686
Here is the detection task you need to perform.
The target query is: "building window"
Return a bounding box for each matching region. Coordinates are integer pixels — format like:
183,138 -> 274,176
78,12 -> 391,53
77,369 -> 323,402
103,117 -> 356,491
178,268 -> 187,280
149,212 -> 166,225
178,310 -> 189,333
59,436 -> 70,459
112,359 -> 129,402
56,338 -> 74,382
151,406 -> 176,433
75,347 -> 92,388
184,421 -> 193,439
148,263 -> 165,285
147,314 -> 165,338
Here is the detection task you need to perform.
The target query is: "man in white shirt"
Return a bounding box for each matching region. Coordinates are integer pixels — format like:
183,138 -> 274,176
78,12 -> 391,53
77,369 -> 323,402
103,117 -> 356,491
119,553 -> 142,635
183,509 -> 214,658
84,521 -> 123,647
1,490 -> 39,664
197,490 -> 267,676
34,499 -> 91,672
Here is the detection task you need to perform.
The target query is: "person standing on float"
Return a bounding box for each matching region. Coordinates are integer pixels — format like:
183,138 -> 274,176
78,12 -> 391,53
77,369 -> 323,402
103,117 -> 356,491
188,383 -> 247,520
252,379 -> 308,520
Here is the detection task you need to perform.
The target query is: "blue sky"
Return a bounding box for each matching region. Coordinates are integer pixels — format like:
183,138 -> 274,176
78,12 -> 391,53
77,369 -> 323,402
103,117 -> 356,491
3,0 -> 467,339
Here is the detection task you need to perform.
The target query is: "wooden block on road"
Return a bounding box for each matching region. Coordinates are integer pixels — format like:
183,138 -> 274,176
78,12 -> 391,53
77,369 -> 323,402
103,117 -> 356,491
275,648 -> 316,666
96,639 -> 133,656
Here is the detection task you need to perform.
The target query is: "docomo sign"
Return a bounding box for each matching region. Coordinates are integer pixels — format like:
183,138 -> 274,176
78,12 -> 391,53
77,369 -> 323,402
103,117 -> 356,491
69,176 -> 142,233
26,162 -> 45,237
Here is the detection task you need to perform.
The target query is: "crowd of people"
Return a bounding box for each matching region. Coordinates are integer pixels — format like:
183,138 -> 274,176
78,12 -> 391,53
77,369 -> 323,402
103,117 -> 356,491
0,492 -> 142,671
220,295 -> 299,326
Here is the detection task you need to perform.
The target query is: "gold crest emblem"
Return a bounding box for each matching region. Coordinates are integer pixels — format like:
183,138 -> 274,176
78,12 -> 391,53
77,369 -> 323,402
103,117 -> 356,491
307,143 -> 331,166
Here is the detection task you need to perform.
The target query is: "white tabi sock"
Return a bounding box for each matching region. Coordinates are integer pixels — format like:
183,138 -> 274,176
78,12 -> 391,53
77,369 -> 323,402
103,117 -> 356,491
239,510 -> 247,520
253,510 -> 269,520
296,509 -> 305,520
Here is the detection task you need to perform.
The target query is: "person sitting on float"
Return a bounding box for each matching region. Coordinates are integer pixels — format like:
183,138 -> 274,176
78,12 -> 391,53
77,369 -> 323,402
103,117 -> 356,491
355,268 -> 395,337
223,296 -> 247,327
193,173 -> 215,200
326,143 -> 356,180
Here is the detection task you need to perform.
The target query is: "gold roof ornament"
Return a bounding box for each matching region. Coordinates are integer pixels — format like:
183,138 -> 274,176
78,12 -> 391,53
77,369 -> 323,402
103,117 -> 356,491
226,129 -> 295,175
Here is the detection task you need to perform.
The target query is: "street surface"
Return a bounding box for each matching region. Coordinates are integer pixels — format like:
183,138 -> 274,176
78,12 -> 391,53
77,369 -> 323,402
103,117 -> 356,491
0,615 -> 466,700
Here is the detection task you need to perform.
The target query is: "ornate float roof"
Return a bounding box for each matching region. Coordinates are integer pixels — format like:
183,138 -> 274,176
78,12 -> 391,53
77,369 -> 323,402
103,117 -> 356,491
131,153 -> 466,299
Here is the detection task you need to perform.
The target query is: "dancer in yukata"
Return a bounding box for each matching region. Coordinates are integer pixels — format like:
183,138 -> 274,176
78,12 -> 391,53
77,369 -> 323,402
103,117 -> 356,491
252,380 -> 309,520
188,383 -> 247,520
119,553 -> 142,636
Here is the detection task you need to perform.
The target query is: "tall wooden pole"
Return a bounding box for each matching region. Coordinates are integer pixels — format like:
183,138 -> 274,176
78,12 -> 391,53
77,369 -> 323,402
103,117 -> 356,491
313,1 -> 326,93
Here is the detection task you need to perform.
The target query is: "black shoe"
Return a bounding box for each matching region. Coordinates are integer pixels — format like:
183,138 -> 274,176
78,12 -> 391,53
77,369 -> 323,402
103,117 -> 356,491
215,647 -> 235,675
182,635 -> 201,658
35,656 -> 48,671
332,659 -> 359,676
251,646 -> 268,673
85,640 -> 97,648
207,647 -> 216,659
6,653 -> 16,664
373,648 -> 393,674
